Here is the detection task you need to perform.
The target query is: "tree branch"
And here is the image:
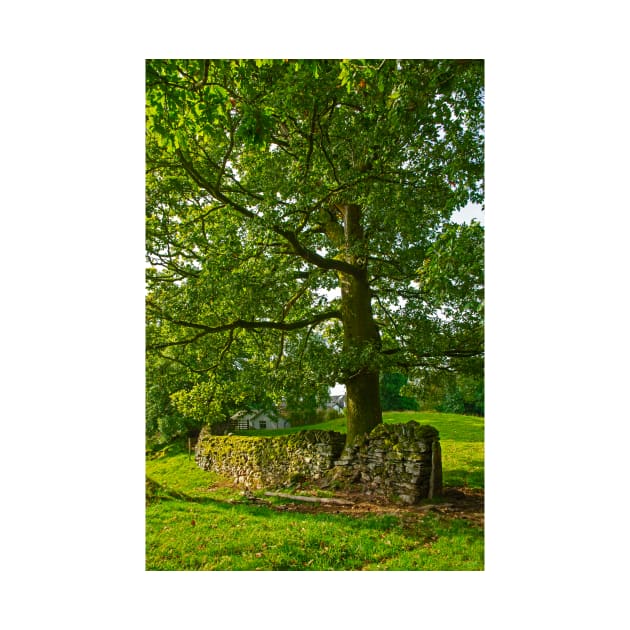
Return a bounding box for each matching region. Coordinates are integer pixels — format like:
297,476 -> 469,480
148,330 -> 212,351
274,226 -> 361,278
175,150 -> 363,279
303,100 -> 318,181
146,301 -> 343,351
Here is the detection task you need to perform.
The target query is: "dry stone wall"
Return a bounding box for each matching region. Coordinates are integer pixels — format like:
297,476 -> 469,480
194,421 -> 441,504
195,429 -> 346,488
332,422 -> 442,504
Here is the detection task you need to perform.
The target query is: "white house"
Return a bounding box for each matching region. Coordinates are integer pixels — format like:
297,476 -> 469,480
327,394 -> 346,412
230,409 -> 291,430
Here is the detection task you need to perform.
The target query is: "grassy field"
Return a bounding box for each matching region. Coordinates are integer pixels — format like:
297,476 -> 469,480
146,411 -> 484,570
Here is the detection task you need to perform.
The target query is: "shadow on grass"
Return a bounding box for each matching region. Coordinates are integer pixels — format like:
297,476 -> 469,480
147,476 -> 485,546
441,462 -> 484,490
146,484 -> 411,538
146,482 -> 484,571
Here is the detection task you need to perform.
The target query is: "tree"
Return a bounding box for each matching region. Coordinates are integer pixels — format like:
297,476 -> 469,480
146,352 -> 197,441
380,372 -> 419,411
403,367 -> 484,415
146,59 -> 484,445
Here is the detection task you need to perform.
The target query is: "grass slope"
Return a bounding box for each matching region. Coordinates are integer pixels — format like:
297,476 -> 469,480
146,411 -> 484,571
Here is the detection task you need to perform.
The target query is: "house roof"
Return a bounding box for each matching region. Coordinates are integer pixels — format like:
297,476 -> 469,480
230,408 -> 279,421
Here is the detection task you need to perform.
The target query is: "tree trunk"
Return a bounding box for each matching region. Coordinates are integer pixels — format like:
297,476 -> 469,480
336,204 -> 382,446
345,367 -> 381,446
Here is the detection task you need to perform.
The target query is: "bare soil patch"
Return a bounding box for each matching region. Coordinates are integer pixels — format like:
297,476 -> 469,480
201,474 -> 484,528
247,485 -> 484,527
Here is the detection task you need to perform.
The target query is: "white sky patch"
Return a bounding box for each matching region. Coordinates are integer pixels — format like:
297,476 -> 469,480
451,201 -> 484,225
318,286 -> 341,301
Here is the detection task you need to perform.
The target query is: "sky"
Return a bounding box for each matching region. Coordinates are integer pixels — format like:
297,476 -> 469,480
451,201 -> 484,225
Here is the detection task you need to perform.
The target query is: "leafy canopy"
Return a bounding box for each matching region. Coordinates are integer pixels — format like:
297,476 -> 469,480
146,59 -> 484,436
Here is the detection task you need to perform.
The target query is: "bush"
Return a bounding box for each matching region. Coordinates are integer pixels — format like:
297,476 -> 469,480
285,406 -> 342,426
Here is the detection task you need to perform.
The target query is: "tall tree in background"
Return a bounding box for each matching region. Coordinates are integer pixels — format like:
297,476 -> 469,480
146,59 -> 484,445
380,372 -> 419,411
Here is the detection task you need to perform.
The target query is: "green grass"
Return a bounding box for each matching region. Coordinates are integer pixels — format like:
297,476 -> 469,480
146,411 -> 484,570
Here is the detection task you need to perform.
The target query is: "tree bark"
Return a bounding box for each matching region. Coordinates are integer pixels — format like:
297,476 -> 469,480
336,204 -> 383,446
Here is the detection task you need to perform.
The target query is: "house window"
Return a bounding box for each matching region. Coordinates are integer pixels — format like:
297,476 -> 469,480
259,420 -> 267,429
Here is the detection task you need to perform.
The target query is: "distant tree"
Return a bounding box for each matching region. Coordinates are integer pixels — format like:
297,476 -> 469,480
282,377 -> 330,426
146,59 -> 484,445
404,359 -> 484,416
437,373 -> 484,416
380,372 -> 419,411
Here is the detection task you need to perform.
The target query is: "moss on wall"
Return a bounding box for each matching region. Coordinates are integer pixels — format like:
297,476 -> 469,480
195,429 -> 346,488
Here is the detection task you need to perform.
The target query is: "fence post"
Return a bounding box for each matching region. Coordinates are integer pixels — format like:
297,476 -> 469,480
429,440 -> 442,499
